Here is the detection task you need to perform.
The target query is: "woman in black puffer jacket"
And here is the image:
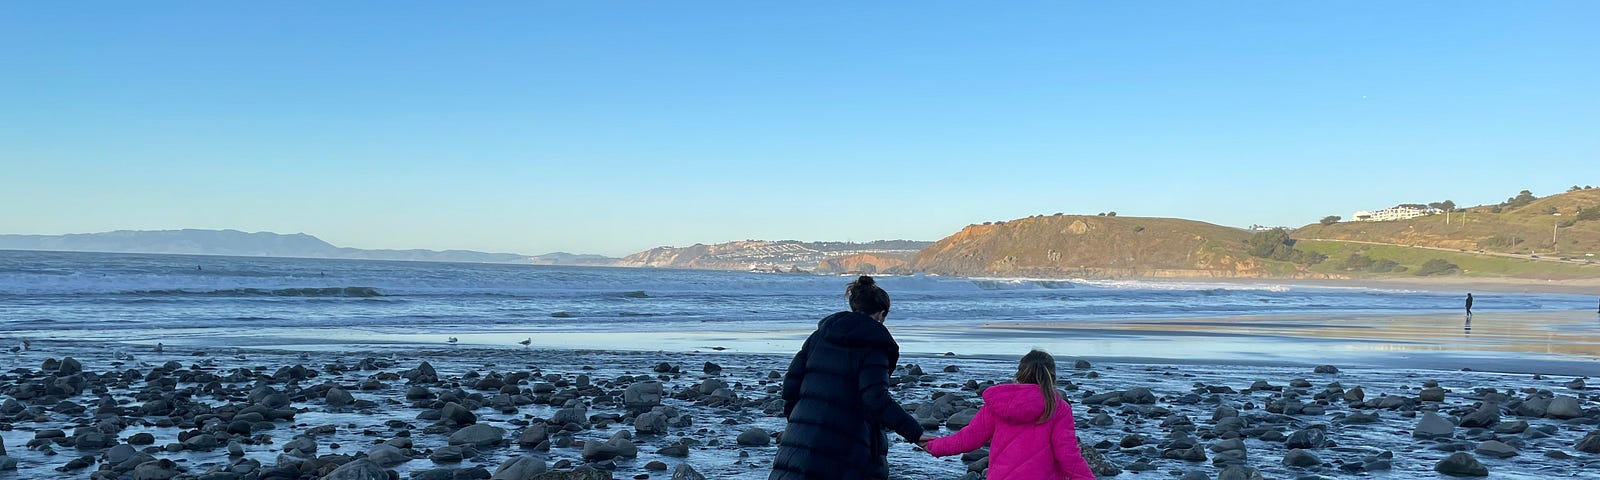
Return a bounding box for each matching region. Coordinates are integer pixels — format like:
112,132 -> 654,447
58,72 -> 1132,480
770,276 -> 927,480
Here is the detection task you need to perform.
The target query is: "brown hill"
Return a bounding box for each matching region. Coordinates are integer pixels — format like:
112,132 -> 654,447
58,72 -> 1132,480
1295,188 -> 1600,256
911,215 -> 1319,278
816,253 -> 912,274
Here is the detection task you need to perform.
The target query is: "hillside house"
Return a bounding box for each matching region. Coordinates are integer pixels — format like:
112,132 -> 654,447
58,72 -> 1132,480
1352,205 -> 1434,222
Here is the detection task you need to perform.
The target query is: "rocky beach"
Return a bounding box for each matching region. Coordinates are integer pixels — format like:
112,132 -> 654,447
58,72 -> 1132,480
1,340 -> 1597,480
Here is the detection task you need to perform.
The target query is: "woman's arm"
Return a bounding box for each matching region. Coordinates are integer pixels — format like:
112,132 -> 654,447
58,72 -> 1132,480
1051,401 -> 1097,480
925,405 -> 995,457
857,348 -> 922,442
780,334 -> 816,419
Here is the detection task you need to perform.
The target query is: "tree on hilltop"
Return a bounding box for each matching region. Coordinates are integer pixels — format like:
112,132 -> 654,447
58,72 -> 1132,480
1320,216 -> 1341,225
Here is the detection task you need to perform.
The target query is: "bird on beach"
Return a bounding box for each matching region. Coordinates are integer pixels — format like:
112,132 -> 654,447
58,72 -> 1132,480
447,337 -> 458,344
518,338 -> 532,346
154,342 -> 163,353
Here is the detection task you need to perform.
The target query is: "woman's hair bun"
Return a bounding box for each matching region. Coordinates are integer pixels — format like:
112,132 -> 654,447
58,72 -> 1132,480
856,275 -> 876,288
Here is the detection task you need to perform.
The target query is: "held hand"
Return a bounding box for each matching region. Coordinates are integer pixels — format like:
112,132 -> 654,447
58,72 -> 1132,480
915,434 -> 936,450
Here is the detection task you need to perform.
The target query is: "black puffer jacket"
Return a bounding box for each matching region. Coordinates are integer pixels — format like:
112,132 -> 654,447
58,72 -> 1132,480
769,311 -> 923,480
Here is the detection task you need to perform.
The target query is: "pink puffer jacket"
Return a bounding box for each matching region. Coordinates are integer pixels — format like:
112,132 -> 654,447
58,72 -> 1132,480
926,383 -> 1096,480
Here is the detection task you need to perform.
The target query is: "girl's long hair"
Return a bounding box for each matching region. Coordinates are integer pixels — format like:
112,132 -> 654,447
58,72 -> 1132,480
1015,349 -> 1059,424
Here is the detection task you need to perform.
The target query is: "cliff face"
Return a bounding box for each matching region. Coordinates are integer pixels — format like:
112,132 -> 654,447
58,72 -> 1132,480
617,240 -> 931,271
816,253 -> 912,274
911,215 -> 1318,278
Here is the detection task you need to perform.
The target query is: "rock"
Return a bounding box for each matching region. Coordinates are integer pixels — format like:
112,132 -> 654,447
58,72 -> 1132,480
1283,448 -> 1320,467
946,408 -> 980,430
657,443 -> 689,457
442,402 -> 478,425
0,456 -> 13,471
622,382 -> 663,413
326,387 -> 355,406
702,362 -> 722,374
669,464 -> 706,480
1492,420 -> 1528,434
518,424 -> 550,447
449,424 -> 507,447
634,411 -> 668,435
128,433 -> 156,445
1459,404 -> 1500,428
366,444 -> 410,468
430,445 -> 473,463
1476,440 -> 1517,458
59,356 -> 84,375
1285,428 -> 1326,449
1413,412 -> 1455,439
1546,395 -> 1583,419
131,459 -> 180,480
736,427 -> 770,447
1080,440 -> 1121,477
1420,388 -> 1446,402
581,431 -> 638,461
1217,465 -> 1263,480
1344,386 -> 1365,403
1576,431 -> 1600,454
530,466 -> 613,480
1313,365 -> 1339,374
1163,444 -> 1207,462
1434,452 -> 1488,477
1567,378 -> 1585,390
323,459 -> 389,480
492,455 -> 548,480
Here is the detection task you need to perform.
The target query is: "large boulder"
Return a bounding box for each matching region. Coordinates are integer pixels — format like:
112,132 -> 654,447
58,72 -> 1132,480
736,427 -> 770,447
670,464 -> 706,480
131,459 -> 180,480
581,431 -> 638,461
366,444 -> 410,468
323,458 -> 390,480
531,466 -> 613,480
450,424 -> 506,447
622,382 -> 663,413
1576,431 -> 1600,454
492,455 -> 548,480
1434,452 -> 1488,477
1475,440 -> 1517,458
1413,412 -> 1455,439
1546,395 -> 1583,419
326,387 -> 355,407
1459,404 -> 1500,428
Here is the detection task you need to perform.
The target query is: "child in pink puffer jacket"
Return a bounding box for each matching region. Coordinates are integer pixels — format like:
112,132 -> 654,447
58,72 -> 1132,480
921,350 -> 1097,479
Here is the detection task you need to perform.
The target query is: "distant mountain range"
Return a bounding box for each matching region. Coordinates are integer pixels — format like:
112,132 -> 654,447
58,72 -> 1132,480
0,229 -> 618,265
7,187 -> 1595,280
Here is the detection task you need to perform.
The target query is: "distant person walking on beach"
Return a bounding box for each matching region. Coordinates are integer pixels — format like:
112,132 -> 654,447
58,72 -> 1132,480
921,349 -> 1096,479
770,276 -> 928,480
1465,293 -> 1474,315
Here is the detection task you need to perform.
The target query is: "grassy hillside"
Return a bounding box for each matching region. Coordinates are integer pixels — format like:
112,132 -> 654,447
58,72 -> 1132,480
911,214 -> 1319,278
1297,240 -> 1599,280
1295,188 -> 1600,257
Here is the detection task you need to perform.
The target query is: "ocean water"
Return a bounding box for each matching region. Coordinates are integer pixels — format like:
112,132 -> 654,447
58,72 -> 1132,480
2,249 -> 1594,350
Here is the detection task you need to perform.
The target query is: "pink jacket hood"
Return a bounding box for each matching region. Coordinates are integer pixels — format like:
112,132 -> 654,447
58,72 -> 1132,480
983,383 -> 1054,424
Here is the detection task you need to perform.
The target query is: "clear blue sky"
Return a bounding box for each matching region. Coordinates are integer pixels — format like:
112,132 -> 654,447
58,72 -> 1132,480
2,2 -> 1595,256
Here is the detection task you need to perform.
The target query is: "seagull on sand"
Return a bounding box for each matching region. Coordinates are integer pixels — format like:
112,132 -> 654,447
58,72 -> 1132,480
518,338 -> 532,346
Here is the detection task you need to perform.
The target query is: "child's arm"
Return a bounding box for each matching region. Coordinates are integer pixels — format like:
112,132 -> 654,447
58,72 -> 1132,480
925,405 -> 995,457
1050,401 -> 1097,480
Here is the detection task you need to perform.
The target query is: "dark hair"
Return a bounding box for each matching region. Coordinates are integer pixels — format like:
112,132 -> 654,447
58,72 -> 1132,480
846,275 -> 890,316
1015,349 -> 1059,424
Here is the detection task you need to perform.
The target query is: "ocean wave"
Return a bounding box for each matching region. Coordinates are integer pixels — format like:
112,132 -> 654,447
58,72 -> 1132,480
127,287 -> 383,297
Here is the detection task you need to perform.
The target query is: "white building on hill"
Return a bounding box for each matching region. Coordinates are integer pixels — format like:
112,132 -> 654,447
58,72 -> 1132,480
1351,205 -> 1433,222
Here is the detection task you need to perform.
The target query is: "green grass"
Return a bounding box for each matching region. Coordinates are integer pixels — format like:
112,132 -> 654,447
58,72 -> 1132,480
1297,240 -> 1600,279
